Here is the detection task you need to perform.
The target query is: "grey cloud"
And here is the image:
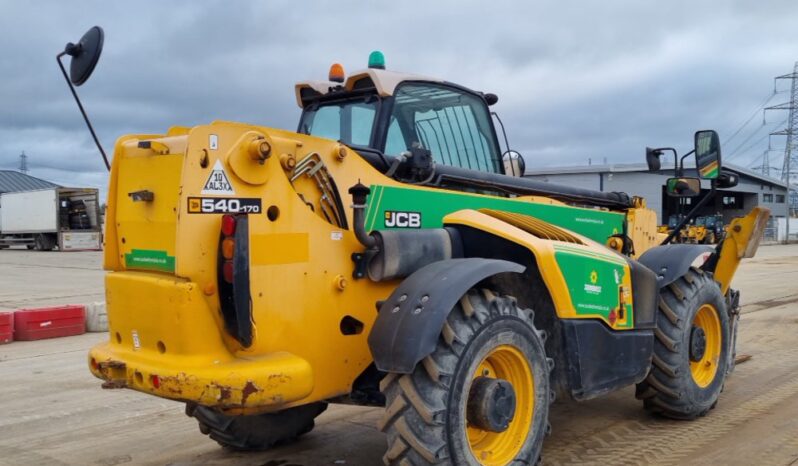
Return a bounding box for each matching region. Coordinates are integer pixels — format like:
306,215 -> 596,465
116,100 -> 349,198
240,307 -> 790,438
1,0 -> 795,195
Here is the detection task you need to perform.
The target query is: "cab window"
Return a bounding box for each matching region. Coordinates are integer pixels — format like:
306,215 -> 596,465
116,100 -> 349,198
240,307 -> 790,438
299,98 -> 377,146
385,83 -> 501,173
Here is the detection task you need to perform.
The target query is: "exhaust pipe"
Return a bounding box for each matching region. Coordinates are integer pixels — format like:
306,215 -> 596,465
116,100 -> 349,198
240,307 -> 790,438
348,182 -> 461,281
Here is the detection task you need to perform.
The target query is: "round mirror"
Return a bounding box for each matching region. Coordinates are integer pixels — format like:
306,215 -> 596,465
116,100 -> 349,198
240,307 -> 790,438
502,150 -> 526,177
66,26 -> 104,86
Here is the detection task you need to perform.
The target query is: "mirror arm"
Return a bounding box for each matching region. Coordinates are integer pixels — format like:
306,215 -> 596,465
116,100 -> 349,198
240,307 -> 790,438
662,182 -> 715,245
678,149 -> 695,177
56,52 -> 110,171
491,111 -> 514,176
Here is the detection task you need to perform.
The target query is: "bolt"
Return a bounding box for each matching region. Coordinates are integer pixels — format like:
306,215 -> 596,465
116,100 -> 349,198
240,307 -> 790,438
334,274 -> 347,291
248,138 -> 271,163
336,144 -> 347,161
391,306 -> 400,313
280,153 -> 296,170
398,294 -> 407,302
421,295 -> 429,303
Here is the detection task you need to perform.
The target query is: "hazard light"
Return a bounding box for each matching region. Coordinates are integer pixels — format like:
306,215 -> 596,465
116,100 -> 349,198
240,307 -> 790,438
329,63 -> 345,83
368,50 -> 385,70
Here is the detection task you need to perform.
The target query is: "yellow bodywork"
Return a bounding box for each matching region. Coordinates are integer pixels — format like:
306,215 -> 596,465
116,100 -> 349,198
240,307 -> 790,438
713,207 -> 770,294
89,120 -> 757,414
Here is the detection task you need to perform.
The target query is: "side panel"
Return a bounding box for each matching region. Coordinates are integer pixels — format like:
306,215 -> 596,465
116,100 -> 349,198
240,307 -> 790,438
553,244 -> 633,328
365,184 -> 625,244
0,189 -> 57,233
562,320 -> 653,400
60,231 -> 102,251
443,209 -> 635,330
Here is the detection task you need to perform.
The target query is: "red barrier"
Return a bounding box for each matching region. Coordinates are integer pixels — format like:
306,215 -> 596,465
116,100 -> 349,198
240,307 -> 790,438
0,312 -> 12,344
14,305 -> 86,341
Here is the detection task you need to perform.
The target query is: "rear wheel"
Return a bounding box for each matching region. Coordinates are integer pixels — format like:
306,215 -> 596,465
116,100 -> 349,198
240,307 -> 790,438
185,401 -> 327,451
636,268 -> 729,419
34,234 -> 56,251
378,289 -> 551,465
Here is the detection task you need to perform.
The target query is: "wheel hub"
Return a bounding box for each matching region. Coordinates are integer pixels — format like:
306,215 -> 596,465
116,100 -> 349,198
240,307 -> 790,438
690,325 -> 707,362
466,376 -> 516,433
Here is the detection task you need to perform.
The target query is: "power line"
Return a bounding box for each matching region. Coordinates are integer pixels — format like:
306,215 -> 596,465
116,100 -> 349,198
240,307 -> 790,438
726,117 -> 787,161
722,91 -> 781,147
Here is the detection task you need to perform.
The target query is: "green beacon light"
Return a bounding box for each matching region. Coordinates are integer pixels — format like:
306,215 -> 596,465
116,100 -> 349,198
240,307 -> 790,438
368,50 -> 385,70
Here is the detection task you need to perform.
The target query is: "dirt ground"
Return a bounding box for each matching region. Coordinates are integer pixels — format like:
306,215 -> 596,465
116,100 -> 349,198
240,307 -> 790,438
0,245 -> 797,465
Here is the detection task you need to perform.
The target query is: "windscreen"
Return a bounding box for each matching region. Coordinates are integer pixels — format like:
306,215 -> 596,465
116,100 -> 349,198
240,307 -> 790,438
385,83 -> 501,173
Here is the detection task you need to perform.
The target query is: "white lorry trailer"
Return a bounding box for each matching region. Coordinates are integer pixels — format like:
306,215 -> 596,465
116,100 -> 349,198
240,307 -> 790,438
0,188 -> 102,251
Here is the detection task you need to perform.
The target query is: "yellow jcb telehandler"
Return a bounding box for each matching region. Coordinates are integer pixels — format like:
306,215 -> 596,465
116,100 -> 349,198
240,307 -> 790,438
58,27 -> 769,465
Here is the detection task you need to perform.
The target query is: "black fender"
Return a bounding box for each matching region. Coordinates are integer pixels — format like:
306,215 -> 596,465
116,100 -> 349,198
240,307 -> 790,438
368,258 -> 525,373
638,244 -> 715,288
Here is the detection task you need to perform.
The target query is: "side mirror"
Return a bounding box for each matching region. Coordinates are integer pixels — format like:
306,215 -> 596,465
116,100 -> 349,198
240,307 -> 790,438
715,171 -> 739,189
62,26 -> 104,86
503,150 -> 525,177
646,147 -> 662,171
694,130 -> 721,180
666,177 -> 701,197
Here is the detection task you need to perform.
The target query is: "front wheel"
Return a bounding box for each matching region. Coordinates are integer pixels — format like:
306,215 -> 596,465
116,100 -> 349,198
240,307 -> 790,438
378,289 -> 551,465
636,268 -> 729,419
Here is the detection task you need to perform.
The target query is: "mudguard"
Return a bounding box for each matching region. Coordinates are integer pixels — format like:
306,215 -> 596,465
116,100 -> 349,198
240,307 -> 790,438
638,243 -> 714,288
368,258 -> 524,373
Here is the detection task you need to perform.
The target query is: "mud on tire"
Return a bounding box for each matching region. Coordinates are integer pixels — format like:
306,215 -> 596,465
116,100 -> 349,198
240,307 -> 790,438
378,288 -> 552,465
186,401 -> 327,451
636,267 -> 729,419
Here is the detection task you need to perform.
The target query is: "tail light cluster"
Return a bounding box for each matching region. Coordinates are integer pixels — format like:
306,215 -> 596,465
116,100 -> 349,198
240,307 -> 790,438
221,215 -> 237,283
217,214 -> 253,347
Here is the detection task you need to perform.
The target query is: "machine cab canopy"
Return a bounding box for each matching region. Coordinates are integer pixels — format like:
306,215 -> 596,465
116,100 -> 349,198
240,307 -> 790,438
296,68 -> 503,174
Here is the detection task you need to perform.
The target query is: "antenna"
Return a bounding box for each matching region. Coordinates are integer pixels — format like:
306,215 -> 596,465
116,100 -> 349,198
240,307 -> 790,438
19,151 -> 28,174
56,26 -> 109,171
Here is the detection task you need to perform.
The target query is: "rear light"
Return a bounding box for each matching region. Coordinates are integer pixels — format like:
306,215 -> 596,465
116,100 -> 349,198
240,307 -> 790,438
222,238 -> 235,260
221,215 -> 236,236
217,214 -> 253,347
222,261 -> 234,283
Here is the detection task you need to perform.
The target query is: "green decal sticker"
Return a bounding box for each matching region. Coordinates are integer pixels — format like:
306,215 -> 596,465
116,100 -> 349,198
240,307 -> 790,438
364,185 -> 624,244
554,245 -> 633,327
125,249 -> 176,273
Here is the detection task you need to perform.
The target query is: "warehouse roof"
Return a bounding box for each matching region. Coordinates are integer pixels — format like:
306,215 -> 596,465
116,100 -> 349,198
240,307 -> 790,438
0,170 -> 60,194
525,162 -> 788,188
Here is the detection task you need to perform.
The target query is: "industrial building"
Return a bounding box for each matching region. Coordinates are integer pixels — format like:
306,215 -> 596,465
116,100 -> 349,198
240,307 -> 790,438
525,163 -> 791,240
0,170 -> 59,194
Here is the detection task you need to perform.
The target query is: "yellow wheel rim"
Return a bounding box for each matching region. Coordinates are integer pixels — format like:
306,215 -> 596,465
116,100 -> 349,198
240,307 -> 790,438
690,304 -> 722,388
466,345 -> 534,465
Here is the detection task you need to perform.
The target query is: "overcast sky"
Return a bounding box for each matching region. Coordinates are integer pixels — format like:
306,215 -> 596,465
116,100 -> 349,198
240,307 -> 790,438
1,0 -> 796,194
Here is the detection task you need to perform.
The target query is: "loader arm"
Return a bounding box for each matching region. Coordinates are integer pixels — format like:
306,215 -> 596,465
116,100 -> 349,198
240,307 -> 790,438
709,207 -> 770,295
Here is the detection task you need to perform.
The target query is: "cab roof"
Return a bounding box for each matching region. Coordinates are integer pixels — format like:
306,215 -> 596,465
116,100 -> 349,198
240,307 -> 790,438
294,68 -> 443,108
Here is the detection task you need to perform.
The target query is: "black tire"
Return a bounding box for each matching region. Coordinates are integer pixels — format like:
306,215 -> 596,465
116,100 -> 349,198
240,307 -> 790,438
185,401 -> 327,451
636,267 -> 729,419
378,289 -> 552,465
34,234 -> 56,251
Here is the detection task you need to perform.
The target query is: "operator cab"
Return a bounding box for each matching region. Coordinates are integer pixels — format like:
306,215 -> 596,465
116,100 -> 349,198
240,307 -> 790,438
295,52 -> 505,176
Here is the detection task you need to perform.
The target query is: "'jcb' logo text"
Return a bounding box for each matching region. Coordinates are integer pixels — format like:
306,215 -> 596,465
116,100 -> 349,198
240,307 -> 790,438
384,211 -> 421,228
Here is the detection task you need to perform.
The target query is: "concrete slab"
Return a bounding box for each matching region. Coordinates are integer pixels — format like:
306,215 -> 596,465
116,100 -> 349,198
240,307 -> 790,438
0,246 -> 796,465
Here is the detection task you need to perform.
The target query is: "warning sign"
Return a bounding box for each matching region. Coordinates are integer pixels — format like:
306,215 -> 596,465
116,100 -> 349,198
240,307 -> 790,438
202,160 -> 235,195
